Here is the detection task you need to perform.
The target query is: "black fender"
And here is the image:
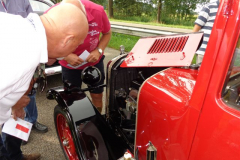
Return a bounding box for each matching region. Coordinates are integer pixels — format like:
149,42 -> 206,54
48,87 -> 132,160
49,86 -> 91,160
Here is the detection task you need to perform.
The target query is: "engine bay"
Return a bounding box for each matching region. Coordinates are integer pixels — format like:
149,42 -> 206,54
106,55 -> 165,151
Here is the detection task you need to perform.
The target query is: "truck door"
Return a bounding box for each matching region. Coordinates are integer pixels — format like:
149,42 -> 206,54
189,1 -> 240,159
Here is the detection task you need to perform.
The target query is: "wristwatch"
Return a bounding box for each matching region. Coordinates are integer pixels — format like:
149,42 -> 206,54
97,47 -> 103,55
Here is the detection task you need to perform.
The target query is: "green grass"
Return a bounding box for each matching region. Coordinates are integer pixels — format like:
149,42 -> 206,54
110,18 -> 194,30
192,55 -> 196,64
108,32 -> 140,52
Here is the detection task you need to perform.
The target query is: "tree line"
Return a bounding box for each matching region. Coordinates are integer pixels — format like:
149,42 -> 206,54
97,0 -> 210,24
56,0 -> 211,26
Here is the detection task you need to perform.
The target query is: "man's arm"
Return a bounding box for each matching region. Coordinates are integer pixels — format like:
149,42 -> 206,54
193,24 -> 202,32
86,30 -> 112,63
11,77 -> 35,120
98,30 -> 112,53
65,30 -> 112,65
86,7 -> 112,63
47,58 -> 57,65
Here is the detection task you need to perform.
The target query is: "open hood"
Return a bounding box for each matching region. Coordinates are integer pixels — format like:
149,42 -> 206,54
121,32 -> 203,68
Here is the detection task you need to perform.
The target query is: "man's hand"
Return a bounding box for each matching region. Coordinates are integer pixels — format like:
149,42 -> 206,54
12,108 -> 25,120
86,49 -> 101,63
12,95 -> 30,120
65,53 -> 84,66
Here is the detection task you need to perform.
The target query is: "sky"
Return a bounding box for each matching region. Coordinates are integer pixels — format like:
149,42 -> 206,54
195,0 -> 217,13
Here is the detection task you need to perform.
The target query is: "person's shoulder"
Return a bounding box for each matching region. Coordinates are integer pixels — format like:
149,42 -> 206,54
205,1 -> 219,8
0,12 -> 22,22
199,1 -> 218,13
81,0 -> 104,12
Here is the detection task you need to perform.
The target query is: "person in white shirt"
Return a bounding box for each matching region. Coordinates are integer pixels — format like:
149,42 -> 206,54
0,3 -> 88,160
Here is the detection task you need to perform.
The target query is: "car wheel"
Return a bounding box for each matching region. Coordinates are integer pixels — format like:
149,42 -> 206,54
54,105 -> 80,160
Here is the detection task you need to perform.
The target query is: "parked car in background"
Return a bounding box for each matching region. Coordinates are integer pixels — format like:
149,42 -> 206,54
30,0 -> 62,76
30,0 -> 54,15
47,0 -> 240,160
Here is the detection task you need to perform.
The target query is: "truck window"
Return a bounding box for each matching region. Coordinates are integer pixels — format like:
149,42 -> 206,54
222,38 -> 240,109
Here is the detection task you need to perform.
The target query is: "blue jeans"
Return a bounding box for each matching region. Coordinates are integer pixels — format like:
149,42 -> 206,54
0,134 -> 9,160
24,90 -> 38,124
1,132 -> 22,160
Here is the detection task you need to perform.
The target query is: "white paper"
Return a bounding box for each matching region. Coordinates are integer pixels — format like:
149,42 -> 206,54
67,50 -> 90,69
2,117 -> 32,141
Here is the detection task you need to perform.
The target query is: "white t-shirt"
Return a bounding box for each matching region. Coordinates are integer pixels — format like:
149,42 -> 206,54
0,12 -> 47,125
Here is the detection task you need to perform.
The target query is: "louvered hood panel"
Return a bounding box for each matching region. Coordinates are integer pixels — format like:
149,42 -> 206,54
121,32 -> 203,67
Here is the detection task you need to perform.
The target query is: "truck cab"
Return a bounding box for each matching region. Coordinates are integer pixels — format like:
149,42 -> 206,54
135,1 -> 240,159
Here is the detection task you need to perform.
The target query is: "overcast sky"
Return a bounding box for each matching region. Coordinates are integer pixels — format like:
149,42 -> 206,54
195,0 -> 218,13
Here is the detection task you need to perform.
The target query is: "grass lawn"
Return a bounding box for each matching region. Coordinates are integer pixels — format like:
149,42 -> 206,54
108,32 -> 140,52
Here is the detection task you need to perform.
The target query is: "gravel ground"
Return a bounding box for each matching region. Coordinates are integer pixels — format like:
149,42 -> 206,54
18,47 -> 120,160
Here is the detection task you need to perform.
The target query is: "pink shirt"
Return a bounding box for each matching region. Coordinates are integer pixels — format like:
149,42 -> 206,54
59,0 -> 111,69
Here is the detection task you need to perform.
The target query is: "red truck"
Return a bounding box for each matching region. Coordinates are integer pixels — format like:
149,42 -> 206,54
47,0 -> 240,159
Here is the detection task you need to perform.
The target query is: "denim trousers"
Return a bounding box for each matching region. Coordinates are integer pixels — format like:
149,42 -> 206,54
24,90 -> 38,124
1,132 -> 22,160
0,134 -> 9,160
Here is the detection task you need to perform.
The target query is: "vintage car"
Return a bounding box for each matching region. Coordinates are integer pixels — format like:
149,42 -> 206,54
47,0 -> 240,159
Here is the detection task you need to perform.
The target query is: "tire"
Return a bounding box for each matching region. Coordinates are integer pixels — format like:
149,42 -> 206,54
54,105 -> 80,160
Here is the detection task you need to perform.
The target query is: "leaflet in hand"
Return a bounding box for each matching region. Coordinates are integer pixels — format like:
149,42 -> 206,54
67,50 -> 90,69
2,117 -> 32,141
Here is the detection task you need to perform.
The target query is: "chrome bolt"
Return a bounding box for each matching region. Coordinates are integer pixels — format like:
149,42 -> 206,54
63,139 -> 69,147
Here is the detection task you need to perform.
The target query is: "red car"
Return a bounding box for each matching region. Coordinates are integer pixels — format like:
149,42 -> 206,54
47,0 -> 240,159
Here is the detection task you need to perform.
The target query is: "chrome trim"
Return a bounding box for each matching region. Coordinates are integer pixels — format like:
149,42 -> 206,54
45,66 -> 62,76
146,141 -> 157,160
105,53 -> 128,117
120,45 -> 125,55
117,152 -> 136,160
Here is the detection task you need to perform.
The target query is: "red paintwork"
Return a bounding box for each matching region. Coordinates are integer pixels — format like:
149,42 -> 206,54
189,0 -> 240,159
120,33 -> 203,68
135,0 -> 240,159
136,68 -> 199,160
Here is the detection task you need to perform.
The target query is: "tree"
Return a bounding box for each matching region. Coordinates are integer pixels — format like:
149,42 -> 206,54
107,0 -> 210,25
161,0 -> 210,22
109,0 -> 113,18
91,0 -> 108,8
157,0 -> 162,23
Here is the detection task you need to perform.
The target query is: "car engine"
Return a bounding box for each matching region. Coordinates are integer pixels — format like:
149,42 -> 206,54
106,55 -> 164,151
